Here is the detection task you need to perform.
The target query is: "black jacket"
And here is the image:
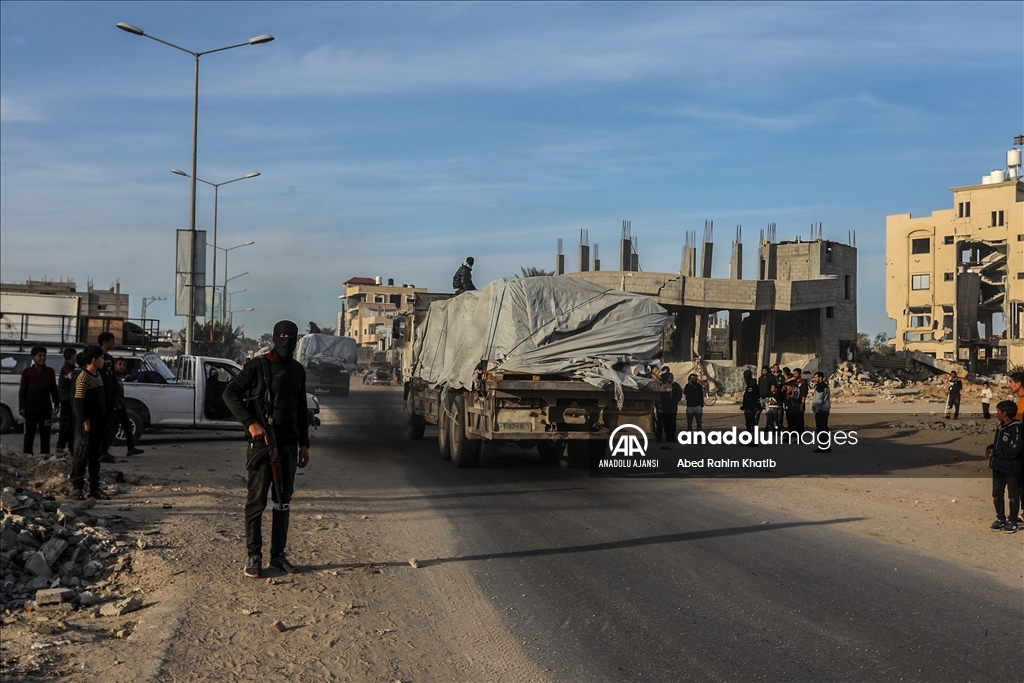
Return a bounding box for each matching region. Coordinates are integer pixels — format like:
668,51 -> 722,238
682,381 -> 704,408
223,353 -> 310,447
989,420 -> 1023,477
453,264 -> 475,292
757,374 -> 776,399
741,380 -> 761,412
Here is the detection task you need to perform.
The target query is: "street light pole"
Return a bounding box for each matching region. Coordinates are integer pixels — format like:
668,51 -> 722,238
117,22 -> 272,355
172,170 -> 259,321
221,244 -> 254,323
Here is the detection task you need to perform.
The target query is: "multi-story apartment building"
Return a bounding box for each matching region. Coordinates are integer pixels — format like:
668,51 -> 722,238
886,152 -> 1024,372
340,277 -> 426,350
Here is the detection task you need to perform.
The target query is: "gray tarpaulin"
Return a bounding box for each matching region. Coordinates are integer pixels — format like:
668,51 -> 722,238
296,334 -> 358,372
411,276 -> 668,404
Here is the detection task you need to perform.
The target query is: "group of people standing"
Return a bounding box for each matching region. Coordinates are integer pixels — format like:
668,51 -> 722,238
18,333 -> 144,501
740,364 -> 831,449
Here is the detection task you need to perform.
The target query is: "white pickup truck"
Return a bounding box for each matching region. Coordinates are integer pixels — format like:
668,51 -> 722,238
118,353 -> 320,444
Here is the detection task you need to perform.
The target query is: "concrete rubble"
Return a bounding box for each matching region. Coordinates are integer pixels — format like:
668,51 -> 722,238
1,482 -> 136,615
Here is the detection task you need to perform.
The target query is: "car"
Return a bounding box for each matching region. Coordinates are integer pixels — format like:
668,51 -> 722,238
370,368 -> 392,386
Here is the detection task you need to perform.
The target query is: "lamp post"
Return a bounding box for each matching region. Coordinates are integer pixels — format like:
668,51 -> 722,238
173,170 -> 259,320
117,22 -> 272,355
218,244 -> 254,323
227,289 -> 247,319
229,307 -> 255,328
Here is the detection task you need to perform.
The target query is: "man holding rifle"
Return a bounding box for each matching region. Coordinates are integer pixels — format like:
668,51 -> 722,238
224,320 -> 311,579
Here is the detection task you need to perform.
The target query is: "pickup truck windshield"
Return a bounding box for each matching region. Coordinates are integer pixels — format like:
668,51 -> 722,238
144,353 -> 177,381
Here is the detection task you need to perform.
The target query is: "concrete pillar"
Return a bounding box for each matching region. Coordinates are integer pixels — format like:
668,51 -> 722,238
695,309 -> 710,359
681,247 -> 696,277
700,242 -> 713,278
730,243 -> 743,279
729,309 -> 743,363
757,310 -> 775,369
579,244 -> 590,272
677,307 -> 696,361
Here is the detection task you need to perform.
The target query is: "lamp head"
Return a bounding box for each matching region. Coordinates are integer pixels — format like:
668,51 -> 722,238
116,22 -> 145,36
249,35 -> 274,45
171,168 -> 188,177
245,172 -> 260,179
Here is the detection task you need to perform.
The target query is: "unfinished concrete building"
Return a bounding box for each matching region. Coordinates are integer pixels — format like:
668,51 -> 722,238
564,221 -> 858,374
886,148 -> 1024,373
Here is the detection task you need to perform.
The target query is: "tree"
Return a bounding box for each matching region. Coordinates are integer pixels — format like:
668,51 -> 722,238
856,332 -> 871,353
516,267 -> 554,278
318,326 -> 336,336
871,332 -> 894,355
179,320 -> 243,360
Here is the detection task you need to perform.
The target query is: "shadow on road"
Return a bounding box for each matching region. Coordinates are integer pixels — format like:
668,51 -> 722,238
304,517 -> 865,572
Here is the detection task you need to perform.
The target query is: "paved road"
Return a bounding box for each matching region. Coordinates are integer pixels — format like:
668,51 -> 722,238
323,386 -> 1022,682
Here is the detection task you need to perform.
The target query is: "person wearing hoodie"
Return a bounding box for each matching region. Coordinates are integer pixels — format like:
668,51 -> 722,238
223,320 -> 311,579
452,256 -> 476,294
985,400 -> 1023,534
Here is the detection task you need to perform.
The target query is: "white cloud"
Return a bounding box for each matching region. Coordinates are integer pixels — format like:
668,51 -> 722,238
0,97 -> 43,122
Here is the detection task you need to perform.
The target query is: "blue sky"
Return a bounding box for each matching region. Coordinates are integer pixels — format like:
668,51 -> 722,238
1,1 -> 1021,338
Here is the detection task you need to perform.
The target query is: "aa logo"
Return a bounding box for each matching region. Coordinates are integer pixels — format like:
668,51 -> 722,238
608,424 -> 648,457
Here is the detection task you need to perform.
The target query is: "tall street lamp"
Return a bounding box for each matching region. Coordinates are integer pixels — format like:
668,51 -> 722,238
216,244 -> 254,323
172,169 -> 259,320
117,22 -> 272,355
229,307 -> 255,328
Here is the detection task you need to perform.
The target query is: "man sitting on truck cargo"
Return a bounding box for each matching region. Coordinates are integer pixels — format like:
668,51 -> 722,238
453,256 -> 476,294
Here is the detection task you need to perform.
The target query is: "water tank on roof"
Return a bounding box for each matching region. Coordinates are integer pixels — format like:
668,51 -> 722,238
375,275 -> 382,285
1008,148 -> 1022,168
982,175 -> 993,184
990,169 -> 1006,183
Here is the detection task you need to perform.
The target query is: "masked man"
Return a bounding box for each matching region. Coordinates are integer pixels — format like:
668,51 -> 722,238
452,256 -> 476,294
223,321 -> 311,579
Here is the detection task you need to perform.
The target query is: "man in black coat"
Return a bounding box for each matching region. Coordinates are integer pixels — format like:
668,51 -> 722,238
741,369 -> 761,436
223,320 -> 311,579
453,256 -> 476,294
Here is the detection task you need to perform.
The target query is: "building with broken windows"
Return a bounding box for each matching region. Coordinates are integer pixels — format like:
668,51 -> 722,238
561,221 -> 858,375
885,151 -> 1024,373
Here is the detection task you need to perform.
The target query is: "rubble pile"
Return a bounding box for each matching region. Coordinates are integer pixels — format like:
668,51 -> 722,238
1,486 -> 131,610
888,419 -> 995,437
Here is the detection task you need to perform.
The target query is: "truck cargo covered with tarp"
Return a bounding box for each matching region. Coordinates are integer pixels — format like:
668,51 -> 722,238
410,276 -> 668,404
296,334 -> 358,395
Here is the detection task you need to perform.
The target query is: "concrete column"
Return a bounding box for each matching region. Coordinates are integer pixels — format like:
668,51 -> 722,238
695,309 -> 709,359
676,306 -> 696,361
681,247 -> 696,277
757,310 -> 775,369
730,243 -> 743,279
579,244 -> 590,272
729,309 -> 743,363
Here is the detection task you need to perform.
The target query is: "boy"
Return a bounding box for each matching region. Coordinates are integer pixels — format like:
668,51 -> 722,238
811,371 -> 831,452
18,346 -> 59,456
944,371 -> 963,419
985,400 -> 1022,533
70,346 -> 110,500
764,383 -> 782,432
55,347 -> 78,455
979,382 -> 993,420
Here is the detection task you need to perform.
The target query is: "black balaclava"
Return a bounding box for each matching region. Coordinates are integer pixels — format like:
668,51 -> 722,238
272,320 -> 299,359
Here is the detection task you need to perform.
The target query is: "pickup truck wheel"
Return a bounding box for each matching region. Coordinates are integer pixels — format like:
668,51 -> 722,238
112,409 -> 144,446
560,441 -> 588,469
437,395 -> 452,460
537,442 -> 562,465
408,415 -> 426,440
449,394 -> 479,468
0,406 -> 13,435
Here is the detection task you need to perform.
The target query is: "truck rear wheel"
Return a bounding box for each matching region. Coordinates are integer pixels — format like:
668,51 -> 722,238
449,394 -> 479,468
560,441 -> 588,469
437,394 -> 452,460
0,406 -> 13,435
112,409 -> 144,446
538,442 -> 562,465
408,415 -> 426,440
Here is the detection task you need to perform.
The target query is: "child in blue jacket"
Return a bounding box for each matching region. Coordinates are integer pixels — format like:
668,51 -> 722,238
986,400 -> 1023,533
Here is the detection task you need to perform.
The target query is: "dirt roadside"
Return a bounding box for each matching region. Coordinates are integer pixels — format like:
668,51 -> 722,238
0,414 -> 549,683
1,396 -> 1022,681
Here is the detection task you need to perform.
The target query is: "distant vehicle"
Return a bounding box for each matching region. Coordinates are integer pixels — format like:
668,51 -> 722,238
370,368 -> 392,386
295,334 -> 357,396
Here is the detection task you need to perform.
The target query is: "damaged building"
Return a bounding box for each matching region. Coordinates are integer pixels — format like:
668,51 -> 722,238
886,147 -> 1024,373
561,220 -> 858,374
